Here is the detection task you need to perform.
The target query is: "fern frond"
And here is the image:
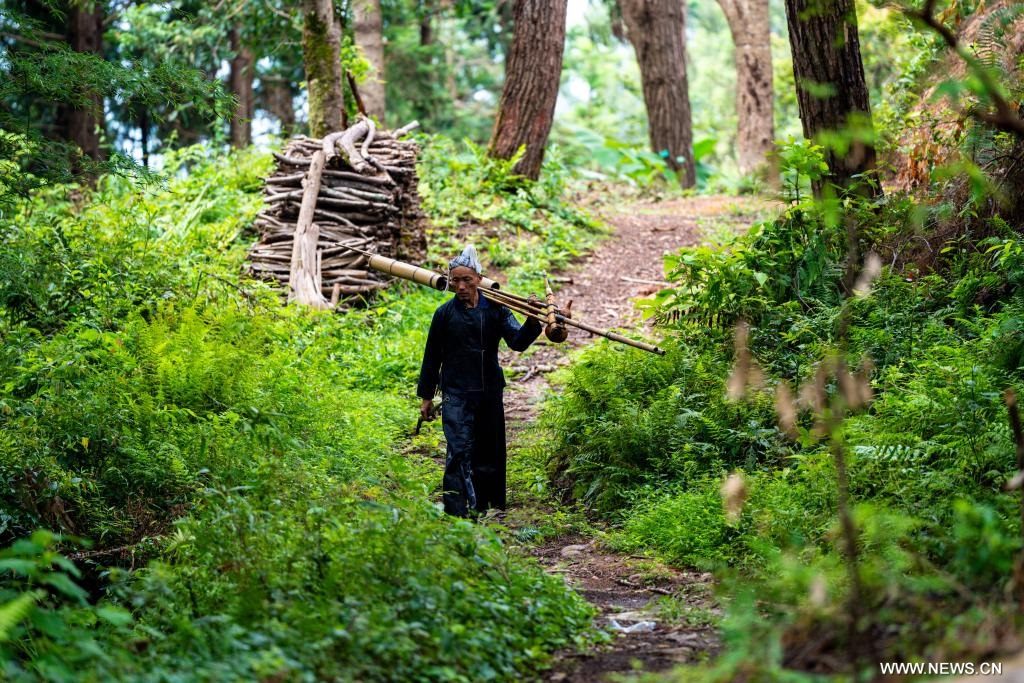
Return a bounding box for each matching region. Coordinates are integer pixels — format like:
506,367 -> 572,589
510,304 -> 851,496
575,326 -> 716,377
0,591 -> 40,642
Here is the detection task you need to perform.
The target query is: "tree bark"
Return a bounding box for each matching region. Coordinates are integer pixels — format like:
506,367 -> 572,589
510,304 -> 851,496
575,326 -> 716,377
353,0 -> 386,123
65,1 -> 104,163
261,77 -> 297,136
717,0 -> 774,177
302,0 -> 346,138
488,0 -> 568,181
784,0 -> 877,194
229,26 -> 255,148
619,0 -> 696,188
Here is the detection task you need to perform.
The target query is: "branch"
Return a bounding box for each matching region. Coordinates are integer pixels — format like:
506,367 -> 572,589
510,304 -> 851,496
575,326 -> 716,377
910,0 -> 1024,138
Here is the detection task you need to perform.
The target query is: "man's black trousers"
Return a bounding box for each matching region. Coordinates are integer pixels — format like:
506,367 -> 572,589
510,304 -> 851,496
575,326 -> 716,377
440,391 -> 506,517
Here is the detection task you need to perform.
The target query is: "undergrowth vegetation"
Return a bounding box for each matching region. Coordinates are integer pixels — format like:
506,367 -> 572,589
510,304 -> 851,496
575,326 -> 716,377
539,135 -> 1024,675
0,139 -> 599,681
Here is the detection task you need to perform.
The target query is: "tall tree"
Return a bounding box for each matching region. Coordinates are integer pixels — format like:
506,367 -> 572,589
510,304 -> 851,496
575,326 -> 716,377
784,0 -> 876,193
716,0 -> 774,177
419,0 -> 434,47
302,0 -> 346,137
63,0 -> 105,163
619,0 -> 696,188
1,1 -> 229,186
260,76 -> 298,136
229,25 -> 255,147
353,0 -> 386,122
488,0 -> 568,181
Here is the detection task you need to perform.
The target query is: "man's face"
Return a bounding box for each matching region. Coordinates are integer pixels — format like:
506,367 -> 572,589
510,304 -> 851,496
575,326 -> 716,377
450,266 -> 481,302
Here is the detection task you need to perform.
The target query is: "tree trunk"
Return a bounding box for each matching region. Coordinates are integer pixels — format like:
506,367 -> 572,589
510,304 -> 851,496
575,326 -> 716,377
784,0 -> 877,194
717,0 -> 774,178
262,77 -> 297,136
65,1 -> 104,163
229,26 -> 255,148
420,2 -> 433,47
619,0 -> 696,188
353,0 -> 386,123
488,0 -> 568,181
302,0 -> 346,138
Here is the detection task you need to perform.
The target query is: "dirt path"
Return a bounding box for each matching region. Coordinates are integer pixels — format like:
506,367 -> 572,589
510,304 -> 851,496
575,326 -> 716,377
496,195 -> 773,681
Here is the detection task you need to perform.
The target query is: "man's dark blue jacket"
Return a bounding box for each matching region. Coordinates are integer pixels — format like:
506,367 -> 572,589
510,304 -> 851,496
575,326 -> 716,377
417,294 -> 542,399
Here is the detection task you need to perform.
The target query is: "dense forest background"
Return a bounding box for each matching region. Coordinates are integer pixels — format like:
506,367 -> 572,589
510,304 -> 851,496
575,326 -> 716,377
2,0 -> 1024,680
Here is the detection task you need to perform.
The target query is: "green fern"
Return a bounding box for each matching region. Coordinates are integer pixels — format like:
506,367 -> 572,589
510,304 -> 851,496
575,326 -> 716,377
0,591 -> 40,642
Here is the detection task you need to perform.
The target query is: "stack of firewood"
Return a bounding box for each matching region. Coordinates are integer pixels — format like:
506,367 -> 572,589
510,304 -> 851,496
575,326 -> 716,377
248,118 -> 426,306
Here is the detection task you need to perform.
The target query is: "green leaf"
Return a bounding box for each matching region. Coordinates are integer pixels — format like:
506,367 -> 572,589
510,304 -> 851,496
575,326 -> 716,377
41,573 -> 88,603
692,138 -> 717,162
29,607 -> 67,638
50,555 -> 82,578
96,606 -> 133,627
0,559 -> 39,576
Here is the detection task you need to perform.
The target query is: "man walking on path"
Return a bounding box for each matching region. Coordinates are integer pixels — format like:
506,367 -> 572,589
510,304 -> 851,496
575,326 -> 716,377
417,246 -> 542,517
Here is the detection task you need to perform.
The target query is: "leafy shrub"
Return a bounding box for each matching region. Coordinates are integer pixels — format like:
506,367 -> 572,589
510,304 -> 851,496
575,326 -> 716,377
115,493 -> 595,682
417,137 -> 603,291
560,124 -> 719,189
543,338 -> 786,515
645,201 -> 847,331
610,483 -> 732,568
0,531 -> 137,682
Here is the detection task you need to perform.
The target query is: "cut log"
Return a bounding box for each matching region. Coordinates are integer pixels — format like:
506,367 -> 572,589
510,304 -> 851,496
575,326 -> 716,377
289,149 -> 331,309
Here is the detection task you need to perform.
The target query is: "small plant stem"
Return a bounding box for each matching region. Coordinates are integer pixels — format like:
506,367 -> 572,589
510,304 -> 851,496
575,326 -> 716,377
830,269 -> 879,677
1005,389 -> 1024,608
830,415 -> 877,680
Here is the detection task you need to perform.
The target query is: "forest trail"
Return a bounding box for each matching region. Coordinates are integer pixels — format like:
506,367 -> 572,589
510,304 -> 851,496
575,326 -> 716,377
496,195 -> 774,681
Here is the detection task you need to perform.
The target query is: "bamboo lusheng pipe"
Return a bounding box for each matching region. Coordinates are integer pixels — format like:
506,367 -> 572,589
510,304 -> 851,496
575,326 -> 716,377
557,313 -> 664,355
481,287 -> 545,314
482,287 -> 664,355
480,290 -> 550,324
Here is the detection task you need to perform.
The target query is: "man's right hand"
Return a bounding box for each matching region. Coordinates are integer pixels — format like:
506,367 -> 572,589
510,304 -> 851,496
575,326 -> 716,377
420,398 -> 436,421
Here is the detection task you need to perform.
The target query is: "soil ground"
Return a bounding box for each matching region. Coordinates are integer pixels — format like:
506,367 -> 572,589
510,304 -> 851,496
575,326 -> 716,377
493,195 -> 775,681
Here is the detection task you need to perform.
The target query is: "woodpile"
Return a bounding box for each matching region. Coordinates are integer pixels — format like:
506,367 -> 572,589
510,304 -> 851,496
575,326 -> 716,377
248,118 -> 427,308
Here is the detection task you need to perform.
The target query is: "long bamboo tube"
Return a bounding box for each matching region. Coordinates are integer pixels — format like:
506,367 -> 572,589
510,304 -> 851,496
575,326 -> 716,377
340,245 -> 448,290
370,253 -> 449,290
346,245 -> 503,291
